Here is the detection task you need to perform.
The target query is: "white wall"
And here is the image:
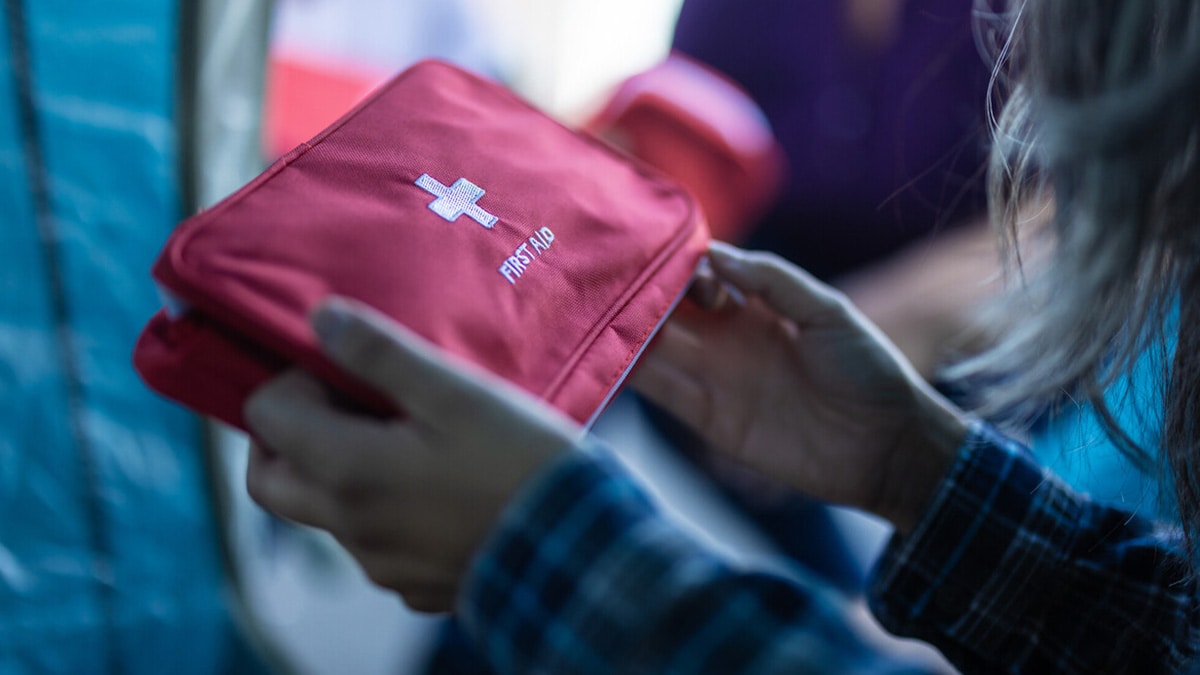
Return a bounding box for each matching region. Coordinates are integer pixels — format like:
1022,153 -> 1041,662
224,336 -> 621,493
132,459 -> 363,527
461,0 -> 684,121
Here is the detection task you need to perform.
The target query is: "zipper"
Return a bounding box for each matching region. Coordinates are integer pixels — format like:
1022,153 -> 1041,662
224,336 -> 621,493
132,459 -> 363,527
584,258 -> 702,429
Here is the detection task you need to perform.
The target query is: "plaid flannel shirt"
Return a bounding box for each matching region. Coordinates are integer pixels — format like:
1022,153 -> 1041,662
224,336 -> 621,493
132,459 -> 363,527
459,425 -> 1199,673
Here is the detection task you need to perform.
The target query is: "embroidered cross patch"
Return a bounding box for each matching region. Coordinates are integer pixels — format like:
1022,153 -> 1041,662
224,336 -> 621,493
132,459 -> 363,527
415,173 -> 498,228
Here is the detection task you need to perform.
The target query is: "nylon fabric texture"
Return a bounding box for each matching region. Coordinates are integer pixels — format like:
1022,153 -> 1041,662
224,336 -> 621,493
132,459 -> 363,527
134,59 -> 709,431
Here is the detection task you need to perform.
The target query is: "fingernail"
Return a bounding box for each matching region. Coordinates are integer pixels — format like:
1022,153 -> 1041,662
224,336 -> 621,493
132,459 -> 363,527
242,394 -> 263,431
707,241 -> 743,269
242,388 -> 274,434
312,299 -> 352,349
722,281 -> 748,307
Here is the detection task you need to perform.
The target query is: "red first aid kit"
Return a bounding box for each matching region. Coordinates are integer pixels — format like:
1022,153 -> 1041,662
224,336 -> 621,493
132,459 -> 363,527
134,59 -> 709,431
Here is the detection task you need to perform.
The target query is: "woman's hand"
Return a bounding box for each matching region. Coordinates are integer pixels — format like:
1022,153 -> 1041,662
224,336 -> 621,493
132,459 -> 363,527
243,298 -> 580,612
631,242 -> 969,533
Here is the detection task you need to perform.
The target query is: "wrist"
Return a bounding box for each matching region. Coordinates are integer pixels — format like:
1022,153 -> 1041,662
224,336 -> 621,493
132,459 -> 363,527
879,385 -> 970,534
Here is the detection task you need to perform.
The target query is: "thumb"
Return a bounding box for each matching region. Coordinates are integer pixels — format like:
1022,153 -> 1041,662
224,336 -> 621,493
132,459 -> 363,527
707,241 -> 847,324
311,297 -> 494,420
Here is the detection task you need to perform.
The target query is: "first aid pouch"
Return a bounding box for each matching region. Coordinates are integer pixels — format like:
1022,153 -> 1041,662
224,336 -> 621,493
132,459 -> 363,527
133,59 -> 709,431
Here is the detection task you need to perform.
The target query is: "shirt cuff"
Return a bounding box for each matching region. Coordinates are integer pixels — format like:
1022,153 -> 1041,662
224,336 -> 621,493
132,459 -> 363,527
867,423 -> 1089,662
457,440 -> 927,674
455,442 -> 656,673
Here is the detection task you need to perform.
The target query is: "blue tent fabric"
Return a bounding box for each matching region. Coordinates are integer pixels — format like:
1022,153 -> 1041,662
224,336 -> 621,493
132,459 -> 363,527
1,3 -> 264,672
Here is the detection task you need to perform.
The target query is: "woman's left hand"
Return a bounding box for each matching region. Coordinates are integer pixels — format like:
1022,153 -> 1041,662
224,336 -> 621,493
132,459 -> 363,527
243,298 -> 581,613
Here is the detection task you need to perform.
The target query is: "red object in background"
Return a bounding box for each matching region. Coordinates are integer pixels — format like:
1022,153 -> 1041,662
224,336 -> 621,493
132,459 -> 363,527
584,52 -> 787,243
263,50 -> 388,158
135,60 -> 708,431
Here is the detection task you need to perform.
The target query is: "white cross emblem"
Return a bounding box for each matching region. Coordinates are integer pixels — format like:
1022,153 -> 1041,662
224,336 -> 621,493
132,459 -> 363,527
414,173 -> 498,228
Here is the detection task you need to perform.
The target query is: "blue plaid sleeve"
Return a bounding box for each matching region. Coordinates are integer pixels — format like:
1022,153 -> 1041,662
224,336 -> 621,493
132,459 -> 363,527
459,444 -> 936,675
870,423 -> 1200,673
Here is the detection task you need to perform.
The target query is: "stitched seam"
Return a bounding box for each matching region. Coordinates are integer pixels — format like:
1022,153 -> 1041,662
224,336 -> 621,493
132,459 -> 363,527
540,217 -> 700,405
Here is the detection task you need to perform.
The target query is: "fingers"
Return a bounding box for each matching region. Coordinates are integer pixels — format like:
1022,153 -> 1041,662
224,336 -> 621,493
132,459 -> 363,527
348,549 -> 459,605
244,369 -> 419,486
707,241 -> 846,325
245,440 -> 332,528
629,321 -> 714,427
629,352 -> 710,428
248,437 -> 461,614
244,370 -> 341,469
311,298 -> 505,422
689,257 -> 745,310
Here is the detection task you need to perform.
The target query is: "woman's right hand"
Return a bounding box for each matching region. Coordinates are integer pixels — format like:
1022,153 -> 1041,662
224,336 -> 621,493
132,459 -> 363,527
630,242 -> 970,533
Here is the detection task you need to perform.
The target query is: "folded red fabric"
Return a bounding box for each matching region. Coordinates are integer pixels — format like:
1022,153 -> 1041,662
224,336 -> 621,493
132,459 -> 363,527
134,59 -> 709,431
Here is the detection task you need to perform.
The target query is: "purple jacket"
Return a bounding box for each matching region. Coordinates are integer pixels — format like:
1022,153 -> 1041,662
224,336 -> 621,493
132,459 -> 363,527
673,0 -> 992,279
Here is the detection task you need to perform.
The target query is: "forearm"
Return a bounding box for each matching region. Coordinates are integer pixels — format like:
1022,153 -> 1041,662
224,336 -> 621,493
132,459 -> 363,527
459,443 -> 936,674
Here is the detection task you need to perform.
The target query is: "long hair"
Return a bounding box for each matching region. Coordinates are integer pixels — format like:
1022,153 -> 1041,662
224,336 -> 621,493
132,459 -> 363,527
953,0 -> 1200,548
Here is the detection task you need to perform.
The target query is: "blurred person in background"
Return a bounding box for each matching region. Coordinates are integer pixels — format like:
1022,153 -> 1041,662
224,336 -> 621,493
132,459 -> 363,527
673,0 -> 996,376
